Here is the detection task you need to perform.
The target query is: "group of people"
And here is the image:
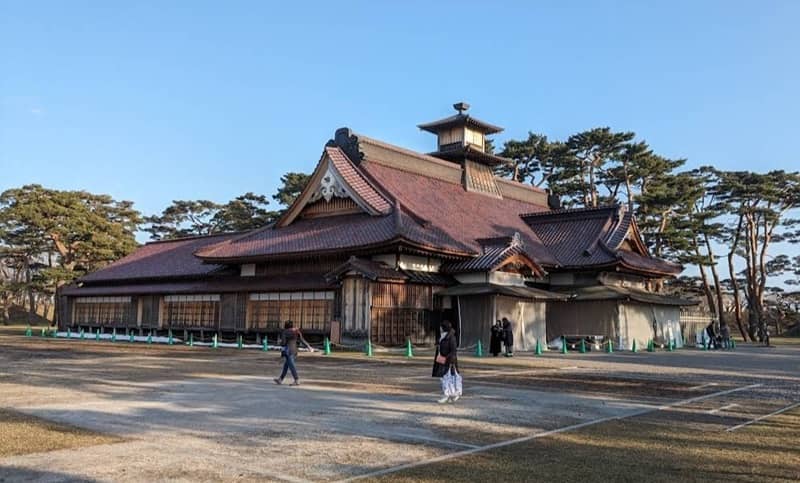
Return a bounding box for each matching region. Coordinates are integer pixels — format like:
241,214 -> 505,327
490,318 -> 514,357
705,322 -> 732,349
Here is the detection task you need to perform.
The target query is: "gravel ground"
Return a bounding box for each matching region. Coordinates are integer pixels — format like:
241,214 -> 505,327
0,334 -> 798,482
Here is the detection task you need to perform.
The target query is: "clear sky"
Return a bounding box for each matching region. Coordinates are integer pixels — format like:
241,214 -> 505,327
1,1 -> 798,250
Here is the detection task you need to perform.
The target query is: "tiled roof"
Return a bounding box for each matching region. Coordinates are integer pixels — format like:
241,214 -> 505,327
360,159 -> 557,266
63,272 -> 332,296
429,144 -> 510,166
441,235 -> 540,274
79,233 -> 239,283
417,113 -> 503,134
522,205 -> 682,275
194,213 -> 405,261
197,135 -> 555,263
325,146 -> 392,214
326,257 -> 407,282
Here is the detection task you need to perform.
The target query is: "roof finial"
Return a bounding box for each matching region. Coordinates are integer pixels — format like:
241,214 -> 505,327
453,102 -> 470,114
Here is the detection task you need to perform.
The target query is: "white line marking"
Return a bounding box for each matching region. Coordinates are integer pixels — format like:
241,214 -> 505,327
381,432 -> 480,450
689,382 -> 718,391
708,403 -> 738,415
726,401 -> 800,432
335,383 -> 762,482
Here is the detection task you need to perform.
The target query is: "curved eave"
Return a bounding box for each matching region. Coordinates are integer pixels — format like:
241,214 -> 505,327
542,260 -> 682,278
195,237 -> 478,265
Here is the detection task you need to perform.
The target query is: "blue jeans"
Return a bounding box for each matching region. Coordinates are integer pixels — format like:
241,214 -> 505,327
280,354 -> 298,381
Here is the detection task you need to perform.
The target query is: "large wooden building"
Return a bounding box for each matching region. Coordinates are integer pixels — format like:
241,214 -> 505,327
60,104 -> 688,349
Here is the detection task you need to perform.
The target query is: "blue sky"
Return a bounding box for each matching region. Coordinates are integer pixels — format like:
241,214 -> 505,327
1,0 -> 799,270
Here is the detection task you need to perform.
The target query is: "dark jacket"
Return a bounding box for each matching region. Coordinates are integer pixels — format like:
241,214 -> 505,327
432,330 -> 458,378
503,320 -> 514,347
281,328 -> 300,356
490,324 -> 503,354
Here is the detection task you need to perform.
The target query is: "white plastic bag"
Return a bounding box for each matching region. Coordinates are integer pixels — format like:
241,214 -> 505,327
453,369 -> 462,397
440,369 -> 463,397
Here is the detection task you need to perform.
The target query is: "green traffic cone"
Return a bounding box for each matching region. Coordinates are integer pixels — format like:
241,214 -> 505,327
237,334 -> 243,349
147,331 -> 152,344
213,333 -> 219,349
95,328 -> 101,341
189,333 -> 194,347
112,328 -> 117,342
40,327 -> 46,337
647,339 -> 654,352
606,339 -> 614,353
535,338 -> 543,356
365,339 -> 373,357
25,325 -> 32,337
80,328 -> 85,340
667,339 -> 673,352
262,335 -> 268,352
404,339 -> 413,358
579,338 -> 586,354
561,336 -> 568,354
168,329 -> 174,345
67,328 -> 71,339
632,339 -> 638,353
324,337 -> 331,356
130,331 -> 135,343
475,339 -> 483,357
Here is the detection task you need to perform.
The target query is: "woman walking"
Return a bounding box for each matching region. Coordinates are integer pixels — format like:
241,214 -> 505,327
490,320 -> 503,357
274,320 -> 313,386
432,320 -> 460,404
502,317 -> 514,357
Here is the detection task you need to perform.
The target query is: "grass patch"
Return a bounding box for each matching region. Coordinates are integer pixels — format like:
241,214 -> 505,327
0,408 -> 122,457
379,409 -> 800,482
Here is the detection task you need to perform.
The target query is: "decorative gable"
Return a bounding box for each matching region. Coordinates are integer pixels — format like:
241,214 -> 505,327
308,164 -> 351,203
277,147 -> 392,228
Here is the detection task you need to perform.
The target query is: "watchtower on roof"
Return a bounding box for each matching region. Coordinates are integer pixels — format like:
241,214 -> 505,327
418,103 -> 509,198
417,102 -> 508,167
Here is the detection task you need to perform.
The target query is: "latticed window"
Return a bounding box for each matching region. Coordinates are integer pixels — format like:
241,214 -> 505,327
163,295 -> 220,328
73,297 -> 131,325
370,283 -> 441,345
248,291 -> 334,331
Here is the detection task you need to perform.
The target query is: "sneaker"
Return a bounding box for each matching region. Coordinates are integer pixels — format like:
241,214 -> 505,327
273,378 -> 282,385
450,395 -> 460,403
290,380 -> 300,386
437,396 -> 450,404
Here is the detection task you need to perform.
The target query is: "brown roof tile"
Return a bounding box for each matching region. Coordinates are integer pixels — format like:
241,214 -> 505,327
360,160 -> 557,265
195,213 -> 402,262
325,147 -> 391,214
79,233 -> 239,283
522,205 -> 682,275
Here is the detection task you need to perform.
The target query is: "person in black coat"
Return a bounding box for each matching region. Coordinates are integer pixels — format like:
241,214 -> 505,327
432,320 -> 459,403
490,320 -> 503,357
502,317 -> 514,357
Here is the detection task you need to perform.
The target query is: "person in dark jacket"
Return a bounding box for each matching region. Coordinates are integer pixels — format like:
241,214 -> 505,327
502,317 -> 514,357
432,320 -> 459,404
705,322 -> 717,349
490,320 -> 503,357
274,320 -> 313,386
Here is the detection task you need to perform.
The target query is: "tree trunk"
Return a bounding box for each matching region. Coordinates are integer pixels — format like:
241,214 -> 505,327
692,239 -> 716,315
727,214 -> 747,340
703,233 -> 725,327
